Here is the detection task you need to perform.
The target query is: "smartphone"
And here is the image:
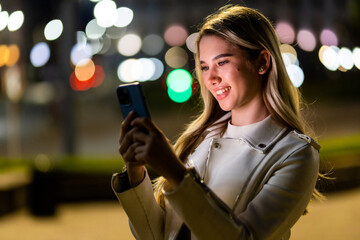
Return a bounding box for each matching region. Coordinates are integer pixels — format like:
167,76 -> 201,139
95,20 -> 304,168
116,82 -> 151,119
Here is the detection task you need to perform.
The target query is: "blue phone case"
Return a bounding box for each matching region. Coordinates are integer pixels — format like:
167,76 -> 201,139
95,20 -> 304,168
116,82 -> 151,119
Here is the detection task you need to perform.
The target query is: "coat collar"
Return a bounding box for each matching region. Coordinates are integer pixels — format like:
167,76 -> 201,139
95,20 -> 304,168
205,112 -> 289,153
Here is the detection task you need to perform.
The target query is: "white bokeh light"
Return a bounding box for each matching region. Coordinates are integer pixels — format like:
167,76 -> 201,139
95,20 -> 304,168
30,42 -> 51,67
353,47 -> 360,70
94,0 -> 118,28
149,58 -> 164,80
118,34 -> 142,56
322,46 -> 340,71
286,64 -> 304,88
117,58 -> 140,83
0,11 -> 9,31
186,32 -> 199,53
7,10 -> 24,31
86,19 -> 106,39
137,58 -> 156,82
339,47 -> 354,70
44,19 -> 63,41
114,7 -> 133,27
70,43 -> 93,65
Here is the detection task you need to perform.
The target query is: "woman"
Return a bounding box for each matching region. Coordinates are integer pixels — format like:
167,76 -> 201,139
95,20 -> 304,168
112,5 -> 321,240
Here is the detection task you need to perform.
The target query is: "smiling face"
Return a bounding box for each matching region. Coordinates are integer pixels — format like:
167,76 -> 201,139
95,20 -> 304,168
199,34 -> 268,124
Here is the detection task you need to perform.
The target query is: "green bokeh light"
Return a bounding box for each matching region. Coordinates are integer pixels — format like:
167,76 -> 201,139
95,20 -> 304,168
166,69 -> 192,93
167,86 -> 192,103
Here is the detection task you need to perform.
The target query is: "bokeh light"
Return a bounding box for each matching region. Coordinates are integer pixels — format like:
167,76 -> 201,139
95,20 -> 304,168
70,43 -> 92,65
165,47 -> 188,68
320,29 -> 338,46
6,44 -> 20,67
186,32 -> 199,53
353,47 -> 360,70
286,64 -> 304,88
4,66 -> 23,102
275,21 -> 296,44
297,29 -> 316,52
44,19 -> 63,41
142,34 -> 164,56
30,42 -> 51,67
137,58 -> 156,82
0,45 -> 9,67
85,19 -> 106,39
0,11 -> 9,31
164,24 -> 188,46
117,58 -> 164,83
75,58 -> 96,81
117,58 -> 139,83
321,46 -> 340,71
92,65 -> 105,88
93,0 -> 118,28
105,26 -> 126,39
339,47 -> 354,70
166,69 -> 192,93
7,10 -> 24,31
69,71 -> 95,91
168,86 -> 192,103
114,7 -> 133,27
117,34 -> 142,56
149,58 -> 164,80
280,44 -> 298,66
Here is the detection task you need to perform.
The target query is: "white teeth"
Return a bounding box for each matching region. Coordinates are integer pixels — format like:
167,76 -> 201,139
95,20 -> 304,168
216,87 -> 230,95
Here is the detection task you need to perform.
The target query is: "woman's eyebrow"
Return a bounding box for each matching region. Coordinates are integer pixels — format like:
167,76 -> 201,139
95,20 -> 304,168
200,53 -> 234,64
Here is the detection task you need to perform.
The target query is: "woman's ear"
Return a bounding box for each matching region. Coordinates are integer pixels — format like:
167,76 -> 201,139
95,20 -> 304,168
257,50 -> 271,75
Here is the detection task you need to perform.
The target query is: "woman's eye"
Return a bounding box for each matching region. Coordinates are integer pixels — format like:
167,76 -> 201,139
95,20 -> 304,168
201,66 -> 209,71
218,60 -> 228,66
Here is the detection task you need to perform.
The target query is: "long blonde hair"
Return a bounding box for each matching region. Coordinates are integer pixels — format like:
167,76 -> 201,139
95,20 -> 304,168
154,5 -> 322,209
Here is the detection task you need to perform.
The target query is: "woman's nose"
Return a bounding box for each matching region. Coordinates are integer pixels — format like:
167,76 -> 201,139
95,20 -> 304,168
207,67 -> 221,85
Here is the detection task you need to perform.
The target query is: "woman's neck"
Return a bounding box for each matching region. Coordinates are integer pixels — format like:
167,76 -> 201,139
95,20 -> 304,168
230,95 -> 269,126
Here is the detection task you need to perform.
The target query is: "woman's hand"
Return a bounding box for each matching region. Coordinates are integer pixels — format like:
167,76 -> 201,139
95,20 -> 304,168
119,111 -> 146,187
119,111 -> 186,189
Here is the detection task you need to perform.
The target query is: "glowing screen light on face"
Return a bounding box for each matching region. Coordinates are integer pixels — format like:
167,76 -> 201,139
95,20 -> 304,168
44,19 -> 63,41
297,29 -> 316,52
30,42 -> 51,67
166,69 -> 193,103
286,64 -> 304,88
8,10 -> 24,31
275,22 -> 295,44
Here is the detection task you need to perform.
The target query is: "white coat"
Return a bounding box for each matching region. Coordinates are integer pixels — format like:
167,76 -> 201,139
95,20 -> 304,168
112,113 -> 320,240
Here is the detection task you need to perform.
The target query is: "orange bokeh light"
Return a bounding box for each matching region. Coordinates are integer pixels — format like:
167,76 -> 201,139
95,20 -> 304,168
74,58 -> 95,81
69,65 -> 105,91
0,45 -> 10,67
6,44 -> 20,67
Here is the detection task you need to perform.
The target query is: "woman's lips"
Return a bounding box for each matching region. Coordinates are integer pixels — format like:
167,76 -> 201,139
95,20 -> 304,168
215,86 -> 231,100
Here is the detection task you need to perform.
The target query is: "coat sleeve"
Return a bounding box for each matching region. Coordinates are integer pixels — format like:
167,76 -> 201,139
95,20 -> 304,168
111,171 -> 165,240
164,144 -> 319,240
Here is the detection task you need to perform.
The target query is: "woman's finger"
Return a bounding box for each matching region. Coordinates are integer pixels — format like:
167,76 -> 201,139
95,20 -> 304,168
119,126 -> 142,155
119,111 -> 137,142
131,117 -> 161,136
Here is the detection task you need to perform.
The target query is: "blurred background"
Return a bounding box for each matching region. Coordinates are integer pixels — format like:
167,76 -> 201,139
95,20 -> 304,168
0,0 -> 359,239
